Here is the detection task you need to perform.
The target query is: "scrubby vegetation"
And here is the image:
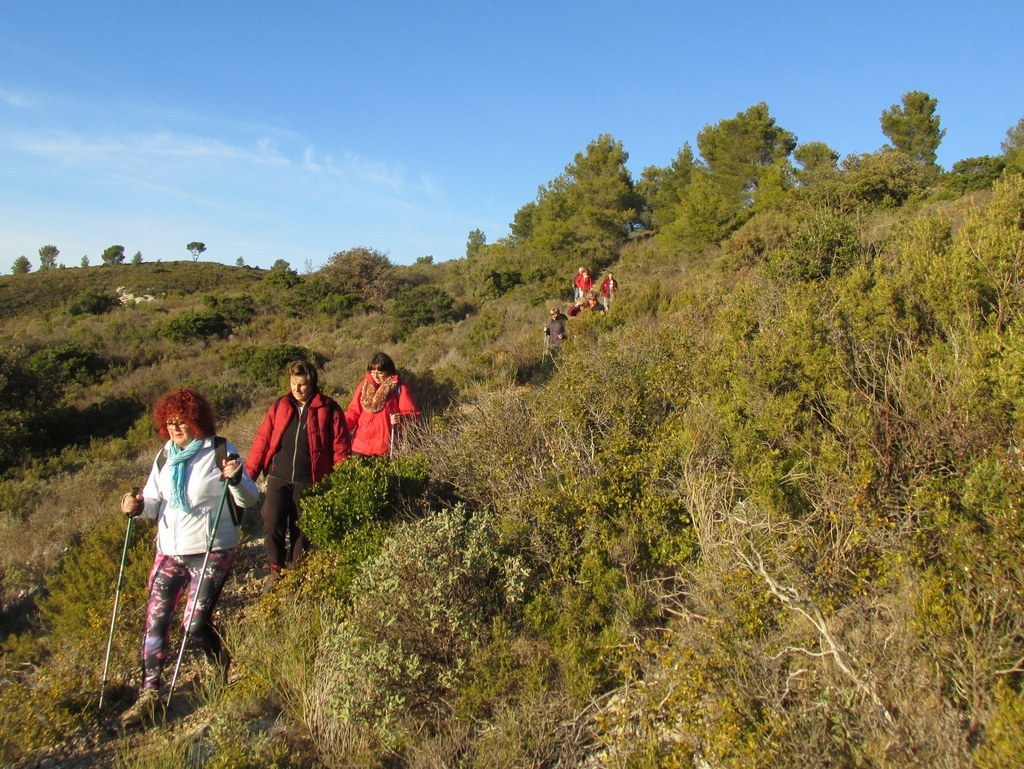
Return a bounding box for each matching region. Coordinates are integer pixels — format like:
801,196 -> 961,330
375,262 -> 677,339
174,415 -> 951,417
2,96 -> 1024,767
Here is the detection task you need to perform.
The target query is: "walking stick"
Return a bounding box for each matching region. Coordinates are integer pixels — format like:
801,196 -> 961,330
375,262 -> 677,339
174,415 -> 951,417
389,422 -> 396,459
166,475 -> 231,707
99,500 -> 137,709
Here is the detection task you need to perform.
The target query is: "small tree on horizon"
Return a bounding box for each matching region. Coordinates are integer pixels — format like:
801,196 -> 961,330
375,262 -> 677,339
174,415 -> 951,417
11,256 -> 31,274
80,255 -> 89,268
131,251 -> 143,265
187,242 -> 207,262
38,245 -> 59,271
101,245 -> 126,265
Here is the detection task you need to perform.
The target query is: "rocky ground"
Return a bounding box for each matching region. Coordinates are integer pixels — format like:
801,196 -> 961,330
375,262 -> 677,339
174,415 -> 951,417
13,537 -> 271,769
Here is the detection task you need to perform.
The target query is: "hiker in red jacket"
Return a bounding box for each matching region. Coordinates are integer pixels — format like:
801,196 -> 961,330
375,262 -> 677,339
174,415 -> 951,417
246,360 -> 350,588
345,352 -> 421,457
573,267 -> 593,302
599,271 -> 618,311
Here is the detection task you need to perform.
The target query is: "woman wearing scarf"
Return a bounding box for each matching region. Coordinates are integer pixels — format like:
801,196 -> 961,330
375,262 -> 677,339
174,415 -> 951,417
344,352 -> 421,457
118,388 -> 258,728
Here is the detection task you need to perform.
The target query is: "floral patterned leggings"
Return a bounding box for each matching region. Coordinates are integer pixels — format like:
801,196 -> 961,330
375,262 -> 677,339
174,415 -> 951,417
140,549 -> 234,690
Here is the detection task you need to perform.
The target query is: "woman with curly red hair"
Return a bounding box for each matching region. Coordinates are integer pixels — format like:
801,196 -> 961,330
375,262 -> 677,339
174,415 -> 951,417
118,388 -> 258,728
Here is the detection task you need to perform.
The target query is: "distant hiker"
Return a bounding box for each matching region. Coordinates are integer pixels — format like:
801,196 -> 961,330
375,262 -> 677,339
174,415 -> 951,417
574,267 -> 593,301
599,271 -> 618,311
246,360 -> 351,591
544,306 -> 568,354
118,388 -> 258,728
585,291 -> 606,315
345,352 -> 421,458
566,299 -> 585,317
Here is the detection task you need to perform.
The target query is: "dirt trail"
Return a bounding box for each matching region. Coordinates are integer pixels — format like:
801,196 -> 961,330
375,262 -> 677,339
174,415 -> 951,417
16,537 -> 269,769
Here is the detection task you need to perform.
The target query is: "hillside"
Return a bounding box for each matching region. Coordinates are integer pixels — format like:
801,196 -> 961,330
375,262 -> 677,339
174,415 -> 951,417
2,133 -> 1024,766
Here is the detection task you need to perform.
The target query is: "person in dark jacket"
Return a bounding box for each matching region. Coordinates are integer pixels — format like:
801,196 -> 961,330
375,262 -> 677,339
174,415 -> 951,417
544,306 -> 568,354
246,360 -> 350,587
344,352 -> 421,457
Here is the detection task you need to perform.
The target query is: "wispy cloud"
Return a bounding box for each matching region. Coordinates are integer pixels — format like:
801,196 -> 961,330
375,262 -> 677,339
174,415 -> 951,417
13,130 -> 291,166
0,86 -> 39,110
8,126 -> 436,198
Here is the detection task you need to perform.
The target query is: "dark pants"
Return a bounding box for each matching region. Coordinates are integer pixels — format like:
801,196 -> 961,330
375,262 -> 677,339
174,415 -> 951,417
263,476 -> 311,568
141,550 -> 233,690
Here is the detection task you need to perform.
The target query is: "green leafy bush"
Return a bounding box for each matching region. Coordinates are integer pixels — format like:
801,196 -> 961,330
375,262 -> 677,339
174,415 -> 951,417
28,342 -> 106,386
299,455 -> 429,554
481,270 -> 523,299
391,285 -> 458,340
227,343 -> 318,387
66,287 -> 119,316
312,506 -> 528,746
161,310 -> 229,343
203,293 -> 256,326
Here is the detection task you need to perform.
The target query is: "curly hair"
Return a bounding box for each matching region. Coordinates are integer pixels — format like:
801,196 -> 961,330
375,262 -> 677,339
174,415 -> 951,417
152,388 -> 216,441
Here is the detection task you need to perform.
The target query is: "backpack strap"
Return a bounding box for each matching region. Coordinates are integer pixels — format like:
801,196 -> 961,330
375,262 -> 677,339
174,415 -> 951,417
214,436 -> 245,527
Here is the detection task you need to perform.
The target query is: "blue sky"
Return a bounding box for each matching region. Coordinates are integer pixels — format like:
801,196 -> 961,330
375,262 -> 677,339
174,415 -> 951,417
2,1 -> 1022,274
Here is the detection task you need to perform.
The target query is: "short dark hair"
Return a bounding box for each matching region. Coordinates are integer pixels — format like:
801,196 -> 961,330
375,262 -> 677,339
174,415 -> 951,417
287,359 -> 319,390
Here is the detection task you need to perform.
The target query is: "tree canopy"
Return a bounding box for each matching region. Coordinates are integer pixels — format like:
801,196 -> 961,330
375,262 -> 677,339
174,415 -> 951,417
101,245 -> 126,265
880,90 -> 945,166
186,242 -> 207,262
37,245 -> 59,271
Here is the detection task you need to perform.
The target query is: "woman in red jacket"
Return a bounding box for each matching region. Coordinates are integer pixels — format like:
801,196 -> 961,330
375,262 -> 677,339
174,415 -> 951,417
345,352 -> 420,457
246,360 -> 350,587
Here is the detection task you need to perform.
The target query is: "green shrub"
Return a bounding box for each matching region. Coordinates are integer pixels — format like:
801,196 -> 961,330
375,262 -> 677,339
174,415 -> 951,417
391,285 -> 458,340
276,278 -> 366,320
299,455 -> 429,554
28,342 -> 106,387
227,344 -> 318,387
312,506 -> 528,747
66,287 -> 118,316
203,293 -> 256,326
161,310 -> 229,343
481,270 -> 523,299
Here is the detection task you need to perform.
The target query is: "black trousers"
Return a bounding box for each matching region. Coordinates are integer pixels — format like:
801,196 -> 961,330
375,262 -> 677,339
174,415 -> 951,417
262,476 -> 312,568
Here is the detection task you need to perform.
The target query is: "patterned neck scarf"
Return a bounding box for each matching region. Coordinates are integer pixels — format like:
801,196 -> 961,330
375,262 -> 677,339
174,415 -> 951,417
166,439 -> 203,512
361,374 -> 398,413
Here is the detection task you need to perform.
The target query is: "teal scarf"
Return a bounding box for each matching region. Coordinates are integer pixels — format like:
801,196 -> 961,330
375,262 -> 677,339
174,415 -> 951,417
166,439 -> 203,512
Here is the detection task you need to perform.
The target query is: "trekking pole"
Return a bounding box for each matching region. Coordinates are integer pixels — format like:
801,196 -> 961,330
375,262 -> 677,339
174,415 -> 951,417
389,422 -> 396,459
99,491 -> 139,710
166,472 -> 232,707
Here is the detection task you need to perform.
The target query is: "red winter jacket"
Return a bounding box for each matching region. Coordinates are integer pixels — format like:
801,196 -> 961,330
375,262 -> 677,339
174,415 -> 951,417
344,374 -> 420,456
246,392 -> 350,484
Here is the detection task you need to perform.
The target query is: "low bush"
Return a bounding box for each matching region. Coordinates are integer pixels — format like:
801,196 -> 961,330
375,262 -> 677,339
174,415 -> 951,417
299,455 -> 429,555
311,506 -> 528,750
391,285 -> 458,341
227,343 -> 319,387
66,287 -> 119,316
161,310 -> 229,343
